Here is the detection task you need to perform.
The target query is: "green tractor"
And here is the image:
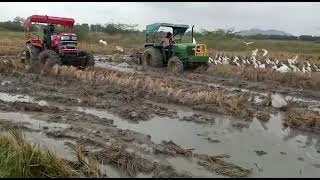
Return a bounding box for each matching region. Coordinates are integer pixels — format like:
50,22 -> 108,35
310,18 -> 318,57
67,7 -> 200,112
139,23 -> 209,74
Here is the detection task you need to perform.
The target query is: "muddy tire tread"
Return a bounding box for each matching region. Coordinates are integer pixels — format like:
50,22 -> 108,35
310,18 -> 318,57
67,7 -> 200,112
142,47 -> 163,67
39,50 -> 60,65
167,56 -> 183,75
79,51 -> 95,67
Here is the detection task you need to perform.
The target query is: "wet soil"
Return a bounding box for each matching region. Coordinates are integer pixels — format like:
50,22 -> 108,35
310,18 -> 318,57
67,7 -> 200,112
0,56 -> 320,177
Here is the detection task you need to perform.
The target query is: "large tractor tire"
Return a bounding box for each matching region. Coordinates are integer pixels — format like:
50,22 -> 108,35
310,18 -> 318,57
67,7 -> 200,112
25,45 -> 41,72
86,54 -> 95,67
38,50 -> 60,74
79,51 -> 95,68
21,49 -> 30,64
30,46 -> 41,63
24,45 -> 41,65
141,47 -> 163,67
167,56 -> 183,75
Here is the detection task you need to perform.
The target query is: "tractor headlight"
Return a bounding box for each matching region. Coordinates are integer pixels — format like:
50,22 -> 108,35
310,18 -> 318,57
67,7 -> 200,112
61,36 -> 70,40
71,36 -> 77,41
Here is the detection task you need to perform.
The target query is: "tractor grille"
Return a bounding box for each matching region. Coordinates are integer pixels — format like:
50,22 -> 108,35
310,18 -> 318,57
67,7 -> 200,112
60,41 -> 77,50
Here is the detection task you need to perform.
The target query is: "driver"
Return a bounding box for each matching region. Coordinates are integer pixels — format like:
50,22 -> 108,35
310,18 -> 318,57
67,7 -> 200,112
44,24 -> 55,49
162,32 -> 174,60
48,24 -> 54,33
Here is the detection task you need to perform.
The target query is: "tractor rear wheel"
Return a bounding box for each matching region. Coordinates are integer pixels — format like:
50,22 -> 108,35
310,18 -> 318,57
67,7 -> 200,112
167,56 -> 183,75
142,47 -> 163,67
38,50 -> 59,74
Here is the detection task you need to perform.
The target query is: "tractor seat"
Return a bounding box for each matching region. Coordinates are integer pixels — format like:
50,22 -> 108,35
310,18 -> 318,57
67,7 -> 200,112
31,39 -> 43,47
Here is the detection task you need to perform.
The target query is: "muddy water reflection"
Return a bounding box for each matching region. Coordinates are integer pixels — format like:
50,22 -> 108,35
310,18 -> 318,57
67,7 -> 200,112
1,91 -> 319,177
78,106 -> 320,177
95,61 -> 137,73
0,111 -> 69,130
0,92 -> 34,102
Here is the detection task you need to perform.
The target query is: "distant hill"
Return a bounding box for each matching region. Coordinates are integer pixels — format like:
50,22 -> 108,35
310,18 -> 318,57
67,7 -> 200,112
237,28 -> 293,36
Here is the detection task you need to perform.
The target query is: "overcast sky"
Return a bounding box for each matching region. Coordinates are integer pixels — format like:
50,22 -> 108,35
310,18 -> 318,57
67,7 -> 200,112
0,2 -> 320,36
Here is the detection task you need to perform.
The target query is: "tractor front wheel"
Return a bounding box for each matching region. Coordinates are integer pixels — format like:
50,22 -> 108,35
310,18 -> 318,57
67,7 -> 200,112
26,45 -> 41,72
39,50 -> 60,74
85,53 -> 95,67
167,56 -> 183,75
79,51 -> 95,68
142,47 -> 163,67
21,48 -> 30,64
24,45 -> 41,65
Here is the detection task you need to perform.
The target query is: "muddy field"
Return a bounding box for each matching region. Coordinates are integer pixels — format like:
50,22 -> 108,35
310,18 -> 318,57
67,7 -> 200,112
0,54 -> 320,178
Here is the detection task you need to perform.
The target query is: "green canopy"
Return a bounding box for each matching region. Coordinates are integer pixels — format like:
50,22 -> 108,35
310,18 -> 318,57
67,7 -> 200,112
146,23 -> 189,35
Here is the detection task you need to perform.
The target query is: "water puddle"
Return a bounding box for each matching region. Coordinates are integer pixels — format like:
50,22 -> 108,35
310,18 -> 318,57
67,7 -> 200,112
94,54 -> 113,61
0,111 -> 69,130
1,80 -> 11,86
0,111 -> 121,178
24,131 -> 120,177
208,82 -> 320,108
271,94 -> 288,108
74,107 -> 127,125
0,92 -> 34,103
74,104 -> 320,177
24,131 -> 76,161
95,61 -> 137,73
0,90 -> 319,177
167,157 -> 225,178
0,92 -> 53,107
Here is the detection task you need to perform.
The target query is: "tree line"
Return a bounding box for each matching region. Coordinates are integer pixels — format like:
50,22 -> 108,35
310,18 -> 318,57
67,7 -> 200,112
238,34 -> 320,42
0,16 -> 140,37
1,16 -> 319,42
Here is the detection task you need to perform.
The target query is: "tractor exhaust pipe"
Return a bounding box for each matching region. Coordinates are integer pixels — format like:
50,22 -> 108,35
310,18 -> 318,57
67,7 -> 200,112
191,25 -> 194,43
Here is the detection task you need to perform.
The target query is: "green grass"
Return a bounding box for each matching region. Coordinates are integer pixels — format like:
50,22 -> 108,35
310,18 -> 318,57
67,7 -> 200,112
183,35 -> 320,62
0,126 -> 102,178
0,30 -> 24,38
1,30 -> 320,63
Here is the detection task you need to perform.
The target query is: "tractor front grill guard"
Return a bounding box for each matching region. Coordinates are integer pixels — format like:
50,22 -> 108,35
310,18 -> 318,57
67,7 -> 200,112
195,44 -> 207,56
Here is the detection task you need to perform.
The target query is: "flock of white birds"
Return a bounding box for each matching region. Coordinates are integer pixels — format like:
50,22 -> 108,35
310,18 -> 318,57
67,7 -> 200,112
208,49 -> 320,74
99,39 -> 107,45
98,38 -> 319,74
99,39 -> 124,53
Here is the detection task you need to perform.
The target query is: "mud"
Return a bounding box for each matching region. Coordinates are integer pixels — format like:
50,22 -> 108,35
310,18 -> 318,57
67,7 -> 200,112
180,114 -> 215,124
255,150 -> 268,156
195,154 -> 251,177
153,140 -> 193,157
0,56 -> 320,177
284,109 -> 320,133
256,111 -> 271,122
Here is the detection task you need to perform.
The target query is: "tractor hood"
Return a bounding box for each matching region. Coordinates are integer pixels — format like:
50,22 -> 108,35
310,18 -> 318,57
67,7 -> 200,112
174,43 -> 195,48
146,23 -> 189,35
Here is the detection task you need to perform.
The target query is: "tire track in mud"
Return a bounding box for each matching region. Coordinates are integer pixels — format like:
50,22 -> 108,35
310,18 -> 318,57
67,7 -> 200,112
0,57 -> 318,134
2,57 -> 320,134
0,98 -> 251,178
0,58 -> 253,177
1,57 -> 320,177
141,64 -> 320,103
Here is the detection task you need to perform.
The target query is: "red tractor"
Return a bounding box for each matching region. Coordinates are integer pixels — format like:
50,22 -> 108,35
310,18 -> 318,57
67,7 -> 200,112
23,15 -> 94,73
